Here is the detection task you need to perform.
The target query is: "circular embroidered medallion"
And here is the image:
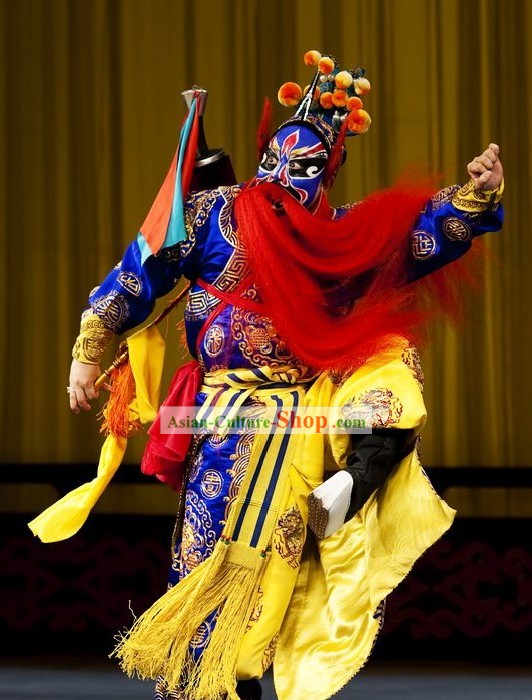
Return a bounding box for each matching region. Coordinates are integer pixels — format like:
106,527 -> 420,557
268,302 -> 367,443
117,270 -> 142,296
203,323 -> 225,357
443,216 -> 472,242
411,230 -> 437,260
200,469 -> 223,499
190,620 -> 212,649
92,291 -> 130,331
248,327 -> 272,350
207,434 -> 230,447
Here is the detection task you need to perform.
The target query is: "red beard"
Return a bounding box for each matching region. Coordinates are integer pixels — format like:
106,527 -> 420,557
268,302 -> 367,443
234,180 -> 438,371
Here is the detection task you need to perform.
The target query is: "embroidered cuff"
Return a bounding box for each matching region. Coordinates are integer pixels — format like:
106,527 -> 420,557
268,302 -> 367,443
452,178 -> 504,213
72,312 -> 115,365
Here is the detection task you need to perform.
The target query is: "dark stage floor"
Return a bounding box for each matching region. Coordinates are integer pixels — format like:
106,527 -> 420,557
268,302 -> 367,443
1,658 -> 531,700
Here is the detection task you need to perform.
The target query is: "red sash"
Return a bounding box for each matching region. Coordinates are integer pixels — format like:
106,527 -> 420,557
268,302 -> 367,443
141,359 -> 204,491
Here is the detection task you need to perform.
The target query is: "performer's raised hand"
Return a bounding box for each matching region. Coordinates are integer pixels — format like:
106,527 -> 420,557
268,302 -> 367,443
467,143 -> 503,190
68,359 -> 101,414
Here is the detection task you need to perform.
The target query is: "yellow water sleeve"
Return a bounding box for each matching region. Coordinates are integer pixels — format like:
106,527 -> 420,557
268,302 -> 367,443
28,324 -> 165,543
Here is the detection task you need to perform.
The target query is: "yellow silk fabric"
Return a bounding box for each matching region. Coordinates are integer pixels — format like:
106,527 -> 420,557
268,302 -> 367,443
127,325 -> 166,424
27,325 -> 165,543
27,433 -> 128,543
237,342 -> 456,699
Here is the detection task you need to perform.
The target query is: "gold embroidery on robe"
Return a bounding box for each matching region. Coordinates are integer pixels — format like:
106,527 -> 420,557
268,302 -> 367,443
274,505 -> 305,569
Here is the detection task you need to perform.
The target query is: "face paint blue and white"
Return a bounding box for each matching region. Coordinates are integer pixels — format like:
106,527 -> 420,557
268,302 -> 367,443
255,124 -> 329,210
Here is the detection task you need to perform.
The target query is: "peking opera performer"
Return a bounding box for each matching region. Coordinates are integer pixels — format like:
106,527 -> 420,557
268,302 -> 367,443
31,50 -> 503,700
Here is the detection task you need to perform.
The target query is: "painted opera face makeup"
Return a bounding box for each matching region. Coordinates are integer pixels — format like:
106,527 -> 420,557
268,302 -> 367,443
255,124 -> 329,210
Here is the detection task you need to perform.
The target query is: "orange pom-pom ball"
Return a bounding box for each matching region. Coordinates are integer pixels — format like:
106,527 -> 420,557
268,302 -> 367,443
347,109 -> 371,134
346,96 -> 363,111
319,91 -> 334,109
335,70 -> 353,89
278,82 -> 303,107
304,50 -> 322,66
332,90 -> 348,108
318,56 -> 335,74
354,77 -> 371,95
303,84 -> 320,101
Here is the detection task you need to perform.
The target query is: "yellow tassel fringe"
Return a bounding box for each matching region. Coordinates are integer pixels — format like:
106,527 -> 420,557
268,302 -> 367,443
112,540 -> 267,700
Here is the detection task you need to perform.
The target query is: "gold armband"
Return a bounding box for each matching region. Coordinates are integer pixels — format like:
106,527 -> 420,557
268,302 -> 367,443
452,178 -> 504,214
72,313 -> 115,365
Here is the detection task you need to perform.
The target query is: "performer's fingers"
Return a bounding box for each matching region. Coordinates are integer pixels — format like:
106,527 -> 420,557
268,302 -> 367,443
488,142 -> 500,156
75,385 -> 92,412
475,154 -> 494,169
468,160 -> 486,176
83,382 -> 98,401
69,389 -> 80,414
481,150 -> 497,165
477,170 -> 492,185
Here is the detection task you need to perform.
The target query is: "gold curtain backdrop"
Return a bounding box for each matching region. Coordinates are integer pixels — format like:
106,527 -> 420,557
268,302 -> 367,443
1,0 -> 531,516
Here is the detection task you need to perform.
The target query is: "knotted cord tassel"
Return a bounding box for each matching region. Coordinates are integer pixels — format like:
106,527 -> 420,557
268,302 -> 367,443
113,540 -> 266,700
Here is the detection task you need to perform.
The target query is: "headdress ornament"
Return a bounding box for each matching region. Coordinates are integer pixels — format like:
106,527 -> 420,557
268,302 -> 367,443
277,49 -> 371,145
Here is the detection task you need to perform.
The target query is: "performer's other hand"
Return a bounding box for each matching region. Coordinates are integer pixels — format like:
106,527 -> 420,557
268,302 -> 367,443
467,143 -> 503,190
68,359 -> 101,414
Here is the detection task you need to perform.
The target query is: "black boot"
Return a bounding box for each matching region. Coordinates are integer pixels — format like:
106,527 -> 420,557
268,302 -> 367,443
344,428 -> 416,520
236,678 -> 262,700
308,428 -> 417,538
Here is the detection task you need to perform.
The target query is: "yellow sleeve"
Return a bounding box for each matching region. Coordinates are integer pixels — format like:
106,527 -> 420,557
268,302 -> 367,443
451,178 -> 504,213
72,312 -> 115,365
